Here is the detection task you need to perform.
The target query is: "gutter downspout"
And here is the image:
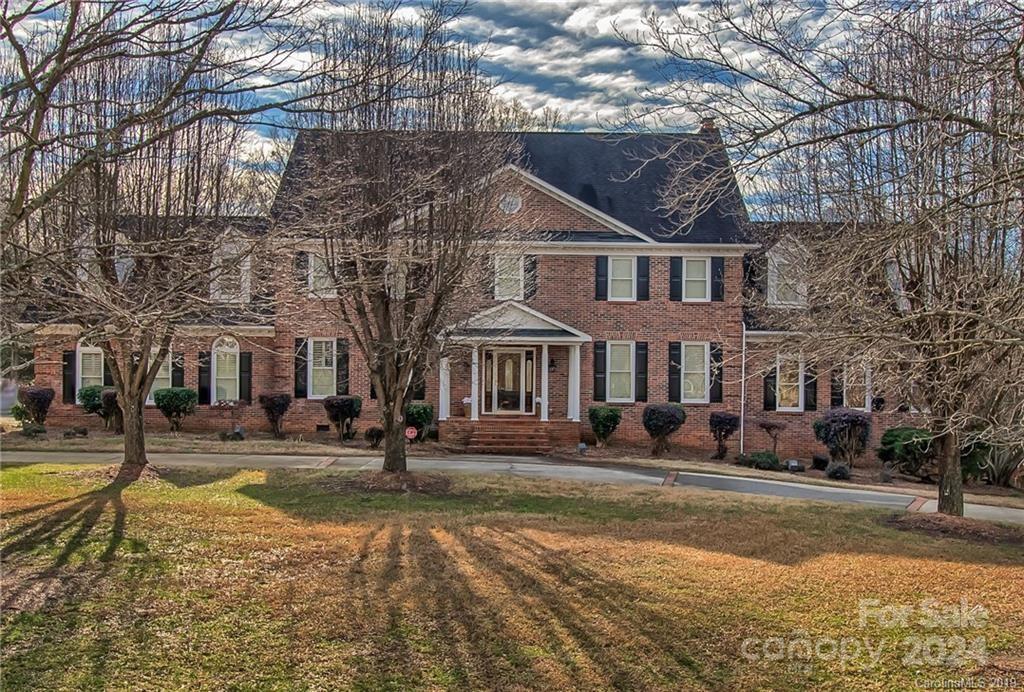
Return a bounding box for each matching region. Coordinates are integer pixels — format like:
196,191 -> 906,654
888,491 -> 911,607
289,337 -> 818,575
739,321 -> 747,455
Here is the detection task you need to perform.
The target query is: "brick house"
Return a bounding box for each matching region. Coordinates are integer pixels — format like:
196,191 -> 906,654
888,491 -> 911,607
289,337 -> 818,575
33,126 -> 890,459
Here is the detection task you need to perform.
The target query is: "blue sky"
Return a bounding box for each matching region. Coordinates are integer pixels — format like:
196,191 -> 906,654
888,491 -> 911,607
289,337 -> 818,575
452,1 -> 683,130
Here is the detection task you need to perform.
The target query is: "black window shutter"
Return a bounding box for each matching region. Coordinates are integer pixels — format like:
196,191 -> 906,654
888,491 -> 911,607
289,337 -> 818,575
595,257 -> 608,301
711,257 -> 725,301
635,341 -> 648,401
637,257 -> 650,301
294,251 -> 309,289
524,255 -> 538,300
668,342 -> 681,402
804,365 -> 817,411
102,358 -> 113,386
336,338 -> 349,395
709,343 -> 723,403
294,338 -> 308,399
593,341 -> 607,401
413,367 -> 426,400
669,257 -> 682,301
239,352 -> 252,403
62,351 -> 76,403
830,370 -> 844,408
198,352 -> 211,404
171,353 -> 185,387
370,379 -> 376,400
763,369 -> 777,411
486,256 -> 495,299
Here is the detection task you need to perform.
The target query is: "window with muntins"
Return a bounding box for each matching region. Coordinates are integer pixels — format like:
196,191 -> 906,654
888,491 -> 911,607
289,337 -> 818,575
776,354 -> 804,411
147,351 -> 172,404
683,259 -> 710,301
494,255 -> 524,300
607,341 -> 634,401
844,365 -> 871,411
681,343 -> 709,402
608,257 -> 636,301
213,336 -> 239,401
309,254 -> 335,296
78,345 -> 104,390
309,338 -> 336,398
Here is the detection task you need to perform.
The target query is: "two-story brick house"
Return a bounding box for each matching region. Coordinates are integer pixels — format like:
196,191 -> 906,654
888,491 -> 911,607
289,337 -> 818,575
35,125 -> 887,459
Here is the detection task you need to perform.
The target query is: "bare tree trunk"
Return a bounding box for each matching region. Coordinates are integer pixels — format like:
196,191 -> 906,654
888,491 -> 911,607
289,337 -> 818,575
121,393 -> 148,469
935,428 -> 963,516
381,411 -> 408,473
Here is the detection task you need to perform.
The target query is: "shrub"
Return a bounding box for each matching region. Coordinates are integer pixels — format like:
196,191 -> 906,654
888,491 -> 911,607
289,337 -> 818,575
152,387 -> 197,432
709,412 -> 740,460
758,421 -> 786,455
258,393 -> 292,439
20,422 -> 46,438
877,426 -> 934,480
642,403 -> 686,456
739,451 -> 782,471
323,395 -> 362,441
827,464 -> 851,480
960,440 -> 989,484
77,384 -> 105,416
101,389 -> 123,433
365,426 -> 384,448
587,406 -> 622,447
404,403 -> 434,443
982,446 -> 1023,488
16,386 -> 54,425
10,402 -> 28,424
813,408 -> 871,475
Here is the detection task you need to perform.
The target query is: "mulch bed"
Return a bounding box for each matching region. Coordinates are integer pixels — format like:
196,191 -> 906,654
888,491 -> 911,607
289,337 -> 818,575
317,471 -> 453,495
59,464 -> 166,484
884,512 -> 1024,545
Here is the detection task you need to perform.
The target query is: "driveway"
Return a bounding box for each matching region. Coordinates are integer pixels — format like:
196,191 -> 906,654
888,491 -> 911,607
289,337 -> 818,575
4,450 -> 1023,525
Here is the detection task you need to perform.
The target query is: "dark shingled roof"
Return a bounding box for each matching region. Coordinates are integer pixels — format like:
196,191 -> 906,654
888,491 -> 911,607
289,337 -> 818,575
273,130 -> 749,245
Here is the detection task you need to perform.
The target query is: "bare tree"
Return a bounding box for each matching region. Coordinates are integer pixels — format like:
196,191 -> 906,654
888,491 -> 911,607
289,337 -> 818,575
624,0 -> 1024,514
277,14 -> 529,473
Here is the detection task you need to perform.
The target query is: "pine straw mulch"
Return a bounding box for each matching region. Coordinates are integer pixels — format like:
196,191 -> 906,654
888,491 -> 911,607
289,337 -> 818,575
315,470 -> 453,495
884,512 -> 1024,545
58,464 -> 167,484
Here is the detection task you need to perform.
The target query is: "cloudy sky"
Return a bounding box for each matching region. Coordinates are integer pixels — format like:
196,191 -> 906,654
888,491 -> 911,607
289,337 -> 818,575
452,1 -> 682,130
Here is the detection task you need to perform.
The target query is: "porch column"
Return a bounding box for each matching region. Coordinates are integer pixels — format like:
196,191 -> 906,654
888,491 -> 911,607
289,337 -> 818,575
470,346 -> 480,421
540,343 -> 549,422
438,357 -> 450,421
568,343 -> 581,422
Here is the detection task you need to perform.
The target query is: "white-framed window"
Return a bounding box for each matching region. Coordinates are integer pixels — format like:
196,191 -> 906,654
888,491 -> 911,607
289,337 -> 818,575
309,254 -> 336,297
680,342 -> 710,403
308,338 -> 336,399
212,335 -> 240,402
776,353 -> 804,412
77,342 -> 104,391
767,240 -> 807,307
211,238 -> 251,304
493,254 -> 525,300
608,256 -> 637,301
843,365 -> 872,411
146,350 -> 173,404
606,341 -> 634,402
682,258 -> 711,301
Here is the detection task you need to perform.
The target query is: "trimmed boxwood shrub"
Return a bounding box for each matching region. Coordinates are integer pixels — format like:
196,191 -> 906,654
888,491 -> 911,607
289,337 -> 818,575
877,426 -> 934,479
153,387 -> 197,432
588,406 -> 622,447
365,426 -> 384,448
404,403 -> 434,443
739,451 -> 782,471
10,402 -> 28,424
16,386 -> 54,425
813,407 -> 871,475
642,403 -> 686,456
77,384 -> 105,416
709,412 -> 740,460
258,393 -> 292,439
323,395 -> 362,441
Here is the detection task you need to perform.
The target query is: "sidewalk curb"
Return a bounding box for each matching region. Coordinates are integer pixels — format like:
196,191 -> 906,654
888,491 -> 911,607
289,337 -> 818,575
906,496 -> 929,512
662,471 -> 678,487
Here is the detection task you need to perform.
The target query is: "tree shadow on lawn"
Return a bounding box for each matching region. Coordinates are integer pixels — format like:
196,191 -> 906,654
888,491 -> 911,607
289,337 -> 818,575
235,469 -> 1024,568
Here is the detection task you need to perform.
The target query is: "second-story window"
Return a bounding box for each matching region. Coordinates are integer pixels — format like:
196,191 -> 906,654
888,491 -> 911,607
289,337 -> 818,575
309,254 -> 335,297
767,241 -> 807,307
211,238 -> 251,304
493,255 -> 524,300
608,256 -> 636,301
683,258 -> 710,301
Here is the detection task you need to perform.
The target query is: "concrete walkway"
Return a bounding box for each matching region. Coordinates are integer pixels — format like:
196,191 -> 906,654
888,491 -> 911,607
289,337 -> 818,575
4,449 -> 1023,525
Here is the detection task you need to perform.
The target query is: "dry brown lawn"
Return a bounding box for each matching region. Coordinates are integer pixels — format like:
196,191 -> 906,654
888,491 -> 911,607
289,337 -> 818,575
2,463 -> 1023,690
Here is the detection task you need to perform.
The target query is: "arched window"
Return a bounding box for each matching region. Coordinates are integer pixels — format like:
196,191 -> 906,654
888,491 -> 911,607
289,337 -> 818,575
77,340 -> 104,391
211,336 -> 240,401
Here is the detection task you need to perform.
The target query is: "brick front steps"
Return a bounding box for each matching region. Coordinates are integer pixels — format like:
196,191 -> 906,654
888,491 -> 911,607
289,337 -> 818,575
439,416 -> 580,454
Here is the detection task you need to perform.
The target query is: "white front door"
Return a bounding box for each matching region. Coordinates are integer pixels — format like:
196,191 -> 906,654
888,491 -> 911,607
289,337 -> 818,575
483,348 -> 535,414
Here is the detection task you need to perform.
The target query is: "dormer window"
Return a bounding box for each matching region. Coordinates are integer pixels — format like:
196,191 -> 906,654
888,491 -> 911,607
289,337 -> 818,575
493,255 -> 524,300
766,239 -> 807,307
309,254 -> 335,297
211,237 -> 251,304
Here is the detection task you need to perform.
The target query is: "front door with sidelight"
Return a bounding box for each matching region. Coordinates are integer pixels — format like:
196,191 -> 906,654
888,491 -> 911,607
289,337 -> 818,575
482,348 -> 535,414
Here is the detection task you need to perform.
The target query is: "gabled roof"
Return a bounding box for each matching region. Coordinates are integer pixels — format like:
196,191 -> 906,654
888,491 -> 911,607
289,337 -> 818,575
451,301 -> 591,343
273,129 -> 749,245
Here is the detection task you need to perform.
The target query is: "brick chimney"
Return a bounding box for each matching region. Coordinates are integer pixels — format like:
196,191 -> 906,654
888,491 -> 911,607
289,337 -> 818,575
700,116 -> 717,133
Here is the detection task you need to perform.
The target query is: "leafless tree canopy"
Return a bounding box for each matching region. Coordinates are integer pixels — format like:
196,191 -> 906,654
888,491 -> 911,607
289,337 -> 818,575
626,0 -> 1024,514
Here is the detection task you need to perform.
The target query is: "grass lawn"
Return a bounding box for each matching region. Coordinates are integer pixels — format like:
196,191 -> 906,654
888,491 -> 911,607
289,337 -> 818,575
2,464 -> 1023,690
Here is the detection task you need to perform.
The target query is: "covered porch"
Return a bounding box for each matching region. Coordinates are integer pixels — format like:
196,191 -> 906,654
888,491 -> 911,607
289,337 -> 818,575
437,303 -> 590,451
